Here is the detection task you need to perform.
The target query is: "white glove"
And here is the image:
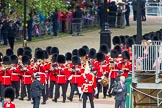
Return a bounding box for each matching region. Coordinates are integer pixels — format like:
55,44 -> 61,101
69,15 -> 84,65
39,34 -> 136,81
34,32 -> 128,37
94,88 -> 98,95
78,87 -> 83,94
98,79 -> 101,82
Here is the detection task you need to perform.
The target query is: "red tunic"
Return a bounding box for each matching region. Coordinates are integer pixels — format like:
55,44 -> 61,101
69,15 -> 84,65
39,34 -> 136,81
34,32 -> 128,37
4,102 -> 15,108
2,68 -> 12,85
22,66 -> 33,85
78,73 -> 97,93
11,65 -> 20,82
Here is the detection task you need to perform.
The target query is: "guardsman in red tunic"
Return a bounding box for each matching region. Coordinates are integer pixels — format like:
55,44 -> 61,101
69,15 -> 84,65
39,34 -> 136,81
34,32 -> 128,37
64,52 -> 73,94
4,87 -> 15,108
0,52 -> 3,100
67,56 -> 82,101
107,50 -> 121,97
119,51 -> 132,78
53,55 -> 67,103
94,52 -> 109,99
1,56 -> 12,96
49,54 -> 58,98
10,55 -> 20,99
19,55 -> 32,101
78,61 -> 98,108
99,44 -> 110,64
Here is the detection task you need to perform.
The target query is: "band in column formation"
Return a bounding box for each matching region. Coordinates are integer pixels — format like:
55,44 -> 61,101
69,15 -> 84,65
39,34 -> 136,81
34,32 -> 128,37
0,36 -> 133,106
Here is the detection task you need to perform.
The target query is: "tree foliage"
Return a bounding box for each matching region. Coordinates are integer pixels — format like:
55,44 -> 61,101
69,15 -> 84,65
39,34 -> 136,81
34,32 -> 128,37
3,0 -> 67,18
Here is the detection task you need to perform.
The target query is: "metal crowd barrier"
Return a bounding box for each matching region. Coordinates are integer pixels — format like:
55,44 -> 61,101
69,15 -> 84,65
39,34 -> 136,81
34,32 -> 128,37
132,41 -> 162,83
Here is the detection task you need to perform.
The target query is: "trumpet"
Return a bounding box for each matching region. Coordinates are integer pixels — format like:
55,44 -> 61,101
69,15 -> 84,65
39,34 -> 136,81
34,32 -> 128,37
1,65 -> 11,71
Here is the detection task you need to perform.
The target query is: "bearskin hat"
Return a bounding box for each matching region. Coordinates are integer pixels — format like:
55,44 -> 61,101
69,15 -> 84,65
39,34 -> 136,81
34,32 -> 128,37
50,47 -> 59,55
6,49 -> 13,56
0,52 -> 3,62
82,45 -> 89,55
126,37 -> 135,47
24,46 -> 32,53
52,54 -> 58,63
57,55 -> 65,64
122,51 -> 130,60
72,55 -> 81,65
112,36 -> 121,45
96,52 -> 105,62
120,36 -> 125,45
100,44 -> 109,54
88,48 -> 96,59
35,48 -> 42,53
72,49 -> 78,56
110,50 -> 119,58
113,45 -> 122,54
4,87 -> 15,101
17,48 -> 24,56
22,55 -> 30,65
35,49 -> 44,60
10,55 -> 18,64
65,52 -> 72,61
46,46 -> 52,55
23,50 -> 32,60
43,50 -> 49,59
3,56 -> 11,65
78,48 -> 86,57
152,35 -> 159,41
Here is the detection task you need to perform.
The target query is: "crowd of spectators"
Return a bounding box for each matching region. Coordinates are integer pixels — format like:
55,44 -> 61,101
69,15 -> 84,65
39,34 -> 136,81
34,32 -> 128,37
0,0 -> 131,48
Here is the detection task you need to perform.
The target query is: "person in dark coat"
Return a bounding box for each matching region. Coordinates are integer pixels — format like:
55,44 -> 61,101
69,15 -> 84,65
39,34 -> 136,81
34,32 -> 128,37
31,73 -> 44,108
125,2 -> 130,26
7,20 -> 17,50
52,9 -> 59,36
98,3 -> 104,28
1,17 -> 9,45
27,14 -> 33,41
72,6 -> 83,36
108,1 -> 117,27
114,76 -> 127,108
131,0 -> 137,21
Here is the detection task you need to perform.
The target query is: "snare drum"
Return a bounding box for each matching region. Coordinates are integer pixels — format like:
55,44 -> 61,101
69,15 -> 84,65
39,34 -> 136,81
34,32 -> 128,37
2,76 -> 11,85
100,76 -> 109,87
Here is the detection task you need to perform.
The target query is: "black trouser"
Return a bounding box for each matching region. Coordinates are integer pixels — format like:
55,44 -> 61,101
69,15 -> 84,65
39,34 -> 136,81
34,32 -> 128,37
65,81 -> 70,93
96,81 -> 108,98
32,96 -> 40,108
108,78 -> 116,95
54,83 -> 66,101
20,83 -> 31,100
62,20 -> 66,32
8,37 -> 15,50
11,81 -> 20,98
2,32 -> 7,45
133,11 -> 137,21
115,100 -> 126,108
125,13 -> 130,26
49,81 -> 55,98
42,84 -> 46,102
69,83 -> 78,99
83,93 -> 94,108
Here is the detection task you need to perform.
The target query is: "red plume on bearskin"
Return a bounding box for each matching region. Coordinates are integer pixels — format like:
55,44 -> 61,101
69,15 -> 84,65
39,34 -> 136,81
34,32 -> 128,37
72,55 -> 81,65
100,44 -> 109,54
65,52 -> 72,61
78,48 -> 86,57
6,49 -> 13,56
3,56 -> 11,65
10,55 -> 18,64
110,50 -> 118,58
4,87 -> 15,101
57,55 -> 65,64
88,48 -> 96,59
96,52 -> 105,62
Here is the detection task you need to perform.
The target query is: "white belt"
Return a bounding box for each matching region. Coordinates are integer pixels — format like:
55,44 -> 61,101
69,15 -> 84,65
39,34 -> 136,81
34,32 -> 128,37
73,75 -> 81,77
2,76 -> 10,78
83,83 -> 93,86
57,75 -> 65,77
23,75 -> 31,77
11,73 -> 19,75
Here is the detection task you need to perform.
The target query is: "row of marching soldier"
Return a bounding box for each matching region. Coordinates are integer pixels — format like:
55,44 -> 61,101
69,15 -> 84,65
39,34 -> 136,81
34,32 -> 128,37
0,36 -> 132,107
